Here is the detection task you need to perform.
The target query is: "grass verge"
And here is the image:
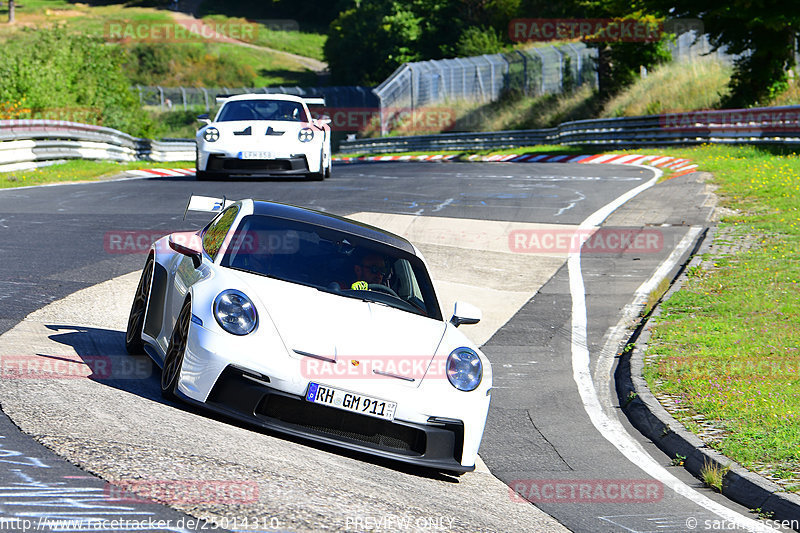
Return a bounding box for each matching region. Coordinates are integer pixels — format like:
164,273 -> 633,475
0,160 -> 194,189
641,144 -> 800,491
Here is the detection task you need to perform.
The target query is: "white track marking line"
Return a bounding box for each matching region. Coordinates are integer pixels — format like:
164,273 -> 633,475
569,166 -> 776,532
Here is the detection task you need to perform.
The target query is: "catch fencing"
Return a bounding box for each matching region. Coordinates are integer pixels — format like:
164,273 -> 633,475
374,44 -> 596,135
0,120 -> 194,172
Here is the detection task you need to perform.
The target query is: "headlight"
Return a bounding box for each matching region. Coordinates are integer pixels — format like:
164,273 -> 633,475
298,128 -> 314,142
446,347 -> 482,391
213,289 -> 257,335
203,127 -> 220,142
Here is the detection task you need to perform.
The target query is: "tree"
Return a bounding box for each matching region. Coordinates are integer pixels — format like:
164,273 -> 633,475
8,0 -> 15,24
325,1 -> 424,85
642,0 -> 800,106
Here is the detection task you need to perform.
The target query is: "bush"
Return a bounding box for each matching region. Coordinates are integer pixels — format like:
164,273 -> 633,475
123,43 -> 258,87
455,26 -> 503,57
0,27 -> 153,137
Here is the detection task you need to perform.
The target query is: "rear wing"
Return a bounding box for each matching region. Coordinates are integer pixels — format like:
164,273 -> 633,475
183,195 -> 236,219
303,97 -> 326,106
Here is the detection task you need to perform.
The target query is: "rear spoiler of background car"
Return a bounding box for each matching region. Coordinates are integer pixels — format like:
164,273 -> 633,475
303,97 -> 326,106
183,195 -> 236,219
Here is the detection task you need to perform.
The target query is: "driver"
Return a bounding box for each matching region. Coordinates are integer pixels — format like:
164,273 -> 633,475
351,252 -> 391,289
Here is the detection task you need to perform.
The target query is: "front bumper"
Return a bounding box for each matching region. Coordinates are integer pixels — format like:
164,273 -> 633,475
202,154 -> 310,177
179,365 -> 472,472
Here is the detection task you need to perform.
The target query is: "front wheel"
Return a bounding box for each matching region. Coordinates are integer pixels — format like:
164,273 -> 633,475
161,301 -> 191,400
125,257 -> 154,355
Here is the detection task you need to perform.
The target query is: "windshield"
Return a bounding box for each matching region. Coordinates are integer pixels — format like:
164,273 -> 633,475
220,215 -> 442,320
217,100 -> 309,122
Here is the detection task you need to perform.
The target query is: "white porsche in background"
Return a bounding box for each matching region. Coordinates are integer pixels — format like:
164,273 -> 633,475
125,196 -> 492,472
195,94 -> 332,181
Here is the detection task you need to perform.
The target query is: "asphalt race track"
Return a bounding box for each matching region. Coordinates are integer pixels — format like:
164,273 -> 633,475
0,162 -> 778,532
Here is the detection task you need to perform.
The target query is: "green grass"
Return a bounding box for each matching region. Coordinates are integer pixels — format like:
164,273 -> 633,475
602,58 -> 732,117
0,1 -> 317,88
0,159 -> 194,189
642,144 -> 800,490
201,14 -> 326,61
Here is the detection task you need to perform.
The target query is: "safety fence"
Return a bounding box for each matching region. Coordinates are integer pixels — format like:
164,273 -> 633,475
338,106 -> 800,154
0,120 -> 194,172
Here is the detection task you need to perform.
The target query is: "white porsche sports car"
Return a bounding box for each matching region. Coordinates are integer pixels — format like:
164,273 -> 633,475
125,196 -> 492,472
195,94 -> 332,181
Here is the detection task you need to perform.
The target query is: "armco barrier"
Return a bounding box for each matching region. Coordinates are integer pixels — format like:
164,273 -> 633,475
0,120 -> 195,172
339,105 -> 800,154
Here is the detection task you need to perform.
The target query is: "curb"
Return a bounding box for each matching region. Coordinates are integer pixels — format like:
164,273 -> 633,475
333,152 -> 699,176
616,225 -> 800,523
129,154 -> 699,179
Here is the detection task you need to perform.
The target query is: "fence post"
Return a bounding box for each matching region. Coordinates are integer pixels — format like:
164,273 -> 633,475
531,48 -> 546,95
180,87 -> 187,111
515,51 -> 528,94
158,86 -> 165,111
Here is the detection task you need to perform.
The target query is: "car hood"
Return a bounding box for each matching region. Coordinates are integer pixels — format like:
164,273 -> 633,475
231,270 -> 448,380
209,120 -> 309,134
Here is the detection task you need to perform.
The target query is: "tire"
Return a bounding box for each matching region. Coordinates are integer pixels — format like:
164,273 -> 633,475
125,257 -> 154,355
195,170 -> 212,181
307,149 -> 325,181
161,300 -> 191,400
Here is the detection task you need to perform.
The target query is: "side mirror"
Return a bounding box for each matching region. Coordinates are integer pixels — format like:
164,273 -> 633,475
450,301 -> 481,327
169,232 -> 203,269
197,113 -> 211,125
318,114 -> 332,125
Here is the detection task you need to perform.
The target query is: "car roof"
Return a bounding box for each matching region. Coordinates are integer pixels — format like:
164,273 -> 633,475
249,201 -> 416,255
221,93 -> 307,104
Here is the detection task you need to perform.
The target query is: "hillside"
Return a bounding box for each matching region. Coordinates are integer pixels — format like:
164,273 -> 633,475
0,1 -> 326,88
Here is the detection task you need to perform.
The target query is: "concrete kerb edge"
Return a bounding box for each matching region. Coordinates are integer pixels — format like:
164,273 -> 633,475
617,224 -> 800,522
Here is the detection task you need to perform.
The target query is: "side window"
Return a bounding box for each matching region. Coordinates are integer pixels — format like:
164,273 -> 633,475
202,206 -> 239,259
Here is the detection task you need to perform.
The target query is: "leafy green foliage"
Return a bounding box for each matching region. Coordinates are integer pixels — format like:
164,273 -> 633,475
456,26 -> 504,57
642,0 -> 800,106
123,43 -> 258,87
0,27 -> 153,136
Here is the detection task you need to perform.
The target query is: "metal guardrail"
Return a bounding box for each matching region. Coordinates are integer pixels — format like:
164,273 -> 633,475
338,106 -> 800,154
0,120 -> 195,172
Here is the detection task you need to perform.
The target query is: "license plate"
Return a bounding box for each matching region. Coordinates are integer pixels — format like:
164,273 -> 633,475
305,382 -> 397,421
239,151 -> 274,160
